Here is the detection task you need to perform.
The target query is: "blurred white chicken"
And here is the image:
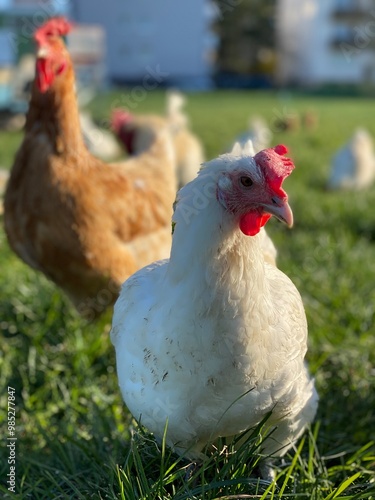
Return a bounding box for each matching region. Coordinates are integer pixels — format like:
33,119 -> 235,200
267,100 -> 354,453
166,90 -> 206,187
328,128 -> 375,190
111,142 -> 318,479
235,115 -> 273,153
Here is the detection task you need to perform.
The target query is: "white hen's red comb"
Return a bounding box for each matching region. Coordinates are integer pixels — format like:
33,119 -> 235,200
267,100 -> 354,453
254,144 -> 295,197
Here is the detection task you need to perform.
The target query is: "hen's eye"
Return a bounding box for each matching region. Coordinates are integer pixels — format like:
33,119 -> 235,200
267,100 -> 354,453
240,176 -> 253,188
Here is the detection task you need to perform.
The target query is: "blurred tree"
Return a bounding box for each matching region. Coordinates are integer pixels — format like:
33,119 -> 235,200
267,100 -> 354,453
213,0 -> 276,79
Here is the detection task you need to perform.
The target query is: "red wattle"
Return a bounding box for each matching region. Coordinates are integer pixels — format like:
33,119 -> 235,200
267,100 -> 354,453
36,59 -> 54,93
259,213 -> 272,227
239,212 -> 272,236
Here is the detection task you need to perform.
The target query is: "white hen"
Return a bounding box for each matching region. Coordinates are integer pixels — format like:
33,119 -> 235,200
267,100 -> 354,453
328,128 -> 375,190
111,143 -> 318,478
235,115 -> 273,153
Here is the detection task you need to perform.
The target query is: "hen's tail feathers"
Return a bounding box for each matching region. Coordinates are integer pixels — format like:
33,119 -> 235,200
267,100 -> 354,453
166,90 -> 189,129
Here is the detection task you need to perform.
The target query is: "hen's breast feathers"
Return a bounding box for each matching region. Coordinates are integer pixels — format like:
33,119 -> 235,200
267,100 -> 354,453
111,231 -> 311,444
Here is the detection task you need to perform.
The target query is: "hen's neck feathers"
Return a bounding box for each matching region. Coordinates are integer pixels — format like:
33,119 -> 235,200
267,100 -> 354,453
25,59 -> 86,156
25,57 -> 175,176
168,161 -> 268,311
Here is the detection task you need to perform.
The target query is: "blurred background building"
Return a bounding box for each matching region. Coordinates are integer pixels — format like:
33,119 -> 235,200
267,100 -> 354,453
277,0 -> 375,86
0,0 -> 218,89
70,0 -> 218,90
0,0 -> 374,105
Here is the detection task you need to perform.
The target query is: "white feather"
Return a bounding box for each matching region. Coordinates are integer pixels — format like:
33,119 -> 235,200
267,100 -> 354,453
328,128 -> 375,190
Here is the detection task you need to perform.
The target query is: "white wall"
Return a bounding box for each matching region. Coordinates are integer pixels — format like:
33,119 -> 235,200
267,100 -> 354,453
276,0 -> 318,84
277,0 -> 375,85
72,0 -> 216,87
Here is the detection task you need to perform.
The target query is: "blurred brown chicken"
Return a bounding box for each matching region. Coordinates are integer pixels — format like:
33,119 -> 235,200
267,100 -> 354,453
112,90 -> 205,189
3,17 -> 177,319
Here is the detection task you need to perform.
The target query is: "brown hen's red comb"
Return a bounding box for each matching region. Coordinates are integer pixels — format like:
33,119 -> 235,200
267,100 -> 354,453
254,144 -> 295,197
34,17 -> 72,45
111,109 -> 134,133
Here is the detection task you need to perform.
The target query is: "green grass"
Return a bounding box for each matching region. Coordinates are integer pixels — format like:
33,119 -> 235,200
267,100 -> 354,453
1,89 -> 375,499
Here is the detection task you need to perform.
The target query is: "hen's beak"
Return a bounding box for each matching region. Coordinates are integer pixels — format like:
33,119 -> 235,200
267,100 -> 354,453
263,197 -> 294,227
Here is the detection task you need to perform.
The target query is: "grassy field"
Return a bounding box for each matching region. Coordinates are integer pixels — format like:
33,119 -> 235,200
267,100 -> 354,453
0,89 -> 375,499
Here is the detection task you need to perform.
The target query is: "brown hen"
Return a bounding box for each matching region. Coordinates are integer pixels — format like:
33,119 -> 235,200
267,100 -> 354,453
4,18 -> 176,319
